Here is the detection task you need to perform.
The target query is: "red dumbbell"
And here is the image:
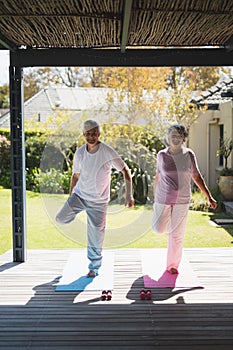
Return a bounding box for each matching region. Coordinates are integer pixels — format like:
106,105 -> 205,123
146,289 -> 152,300
101,290 -> 107,301
107,290 -> 112,301
140,289 -> 146,300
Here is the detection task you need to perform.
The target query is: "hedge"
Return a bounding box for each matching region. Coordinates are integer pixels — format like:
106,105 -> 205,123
0,125 -> 164,204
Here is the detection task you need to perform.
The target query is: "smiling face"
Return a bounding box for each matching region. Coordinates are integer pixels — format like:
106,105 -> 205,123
167,128 -> 185,151
83,127 -> 100,148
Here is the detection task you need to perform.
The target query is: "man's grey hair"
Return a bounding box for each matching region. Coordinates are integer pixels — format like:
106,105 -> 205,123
83,120 -> 100,133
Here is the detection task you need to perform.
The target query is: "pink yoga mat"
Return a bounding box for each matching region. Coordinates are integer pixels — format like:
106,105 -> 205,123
141,249 -> 202,288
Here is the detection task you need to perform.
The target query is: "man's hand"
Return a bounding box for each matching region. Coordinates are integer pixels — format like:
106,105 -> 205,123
121,166 -> 134,208
69,173 -> 79,196
126,198 -> 135,208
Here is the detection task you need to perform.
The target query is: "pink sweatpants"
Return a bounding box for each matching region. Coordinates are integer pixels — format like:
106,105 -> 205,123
152,203 -> 190,270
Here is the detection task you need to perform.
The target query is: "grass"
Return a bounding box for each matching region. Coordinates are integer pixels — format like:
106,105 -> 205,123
0,188 -> 233,255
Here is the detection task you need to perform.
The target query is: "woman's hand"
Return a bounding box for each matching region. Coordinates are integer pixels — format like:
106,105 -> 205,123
209,196 -> 217,209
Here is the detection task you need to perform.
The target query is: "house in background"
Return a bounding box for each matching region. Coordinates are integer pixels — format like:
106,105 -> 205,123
1,77 -> 232,190
190,75 -> 233,189
0,108 -> 9,126
0,87 -> 129,130
0,86 -> 154,130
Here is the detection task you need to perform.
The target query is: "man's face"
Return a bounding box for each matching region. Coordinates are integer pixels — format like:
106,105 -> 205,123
83,127 -> 100,146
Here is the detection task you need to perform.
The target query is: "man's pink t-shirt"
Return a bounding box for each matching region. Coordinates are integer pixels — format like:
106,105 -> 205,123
154,146 -> 200,205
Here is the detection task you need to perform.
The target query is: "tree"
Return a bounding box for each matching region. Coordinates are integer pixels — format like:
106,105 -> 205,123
166,67 -> 230,91
166,68 -> 198,135
24,68 -> 43,101
79,66 -> 231,139
186,66 -> 230,91
88,67 -> 172,127
164,67 -> 231,139
23,66 -> 93,101
21,65 -> 231,138
35,67 -> 92,87
0,84 -> 9,108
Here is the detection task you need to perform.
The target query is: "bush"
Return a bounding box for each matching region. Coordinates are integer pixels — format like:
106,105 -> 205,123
26,167 -> 40,192
61,168 -> 72,194
0,134 -> 11,188
26,167 -> 71,194
36,168 -> 64,194
0,125 -> 164,203
25,134 -> 47,170
100,124 -> 163,204
190,188 -> 221,212
190,191 -> 210,211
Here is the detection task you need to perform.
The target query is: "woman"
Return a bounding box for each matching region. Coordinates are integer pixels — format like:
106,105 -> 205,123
152,123 -> 217,274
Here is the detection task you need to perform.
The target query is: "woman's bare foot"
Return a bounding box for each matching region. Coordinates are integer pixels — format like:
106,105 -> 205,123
169,267 -> 178,274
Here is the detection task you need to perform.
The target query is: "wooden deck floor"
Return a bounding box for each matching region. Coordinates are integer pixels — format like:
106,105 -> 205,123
0,248 -> 233,349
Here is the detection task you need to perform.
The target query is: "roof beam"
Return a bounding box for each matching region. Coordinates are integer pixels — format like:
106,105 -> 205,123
10,48 -> 233,68
226,35 -> 233,52
120,0 -> 133,53
0,33 -> 17,50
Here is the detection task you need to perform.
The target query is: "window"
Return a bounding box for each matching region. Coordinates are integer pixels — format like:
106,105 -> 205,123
219,125 -> 224,167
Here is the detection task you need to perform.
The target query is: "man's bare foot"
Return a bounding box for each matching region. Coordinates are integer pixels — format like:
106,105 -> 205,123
87,270 -> 96,278
169,267 -> 178,274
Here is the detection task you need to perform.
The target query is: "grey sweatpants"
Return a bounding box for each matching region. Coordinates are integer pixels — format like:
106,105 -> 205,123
56,193 -> 108,274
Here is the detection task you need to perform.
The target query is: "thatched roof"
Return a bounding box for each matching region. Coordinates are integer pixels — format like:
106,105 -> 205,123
0,0 -> 233,66
0,0 -> 232,49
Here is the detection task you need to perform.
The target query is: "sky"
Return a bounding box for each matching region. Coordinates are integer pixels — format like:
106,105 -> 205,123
0,50 -> 10,85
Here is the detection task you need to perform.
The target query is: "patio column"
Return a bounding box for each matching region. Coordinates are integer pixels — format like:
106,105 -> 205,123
9,63 -> 26,262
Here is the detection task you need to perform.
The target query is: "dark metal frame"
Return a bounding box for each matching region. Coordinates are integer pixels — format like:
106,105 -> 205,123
9,65 -> 26,262
11,47 -> 233,67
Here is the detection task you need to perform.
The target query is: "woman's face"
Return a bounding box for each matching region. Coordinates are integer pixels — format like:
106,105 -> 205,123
168,129 -> 184,148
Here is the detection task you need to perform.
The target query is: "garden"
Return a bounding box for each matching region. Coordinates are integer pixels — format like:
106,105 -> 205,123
0,124 -> 233,255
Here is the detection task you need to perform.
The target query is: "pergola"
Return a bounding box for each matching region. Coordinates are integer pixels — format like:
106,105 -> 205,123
0,0 -> 233,262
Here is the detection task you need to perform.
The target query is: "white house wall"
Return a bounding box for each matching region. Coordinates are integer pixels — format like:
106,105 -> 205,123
24,89 -> 54,124
219,101 -> 233,169
189,101 -> 233,189
189,109 -> 220,189
207,120 -> 220,188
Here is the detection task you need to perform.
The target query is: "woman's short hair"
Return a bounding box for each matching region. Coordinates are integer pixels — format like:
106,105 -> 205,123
165,123 -> 189,145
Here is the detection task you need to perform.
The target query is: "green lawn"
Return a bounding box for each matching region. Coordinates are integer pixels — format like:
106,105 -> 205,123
1,188 -> 233,255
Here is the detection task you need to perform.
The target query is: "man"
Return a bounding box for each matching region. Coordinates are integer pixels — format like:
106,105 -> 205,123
56,120 -> 134,277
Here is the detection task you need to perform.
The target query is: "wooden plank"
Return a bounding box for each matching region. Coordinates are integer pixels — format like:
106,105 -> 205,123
0,248 -> 233,349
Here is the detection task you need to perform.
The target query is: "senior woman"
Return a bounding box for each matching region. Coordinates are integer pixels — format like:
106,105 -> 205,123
152,123 -> 217,274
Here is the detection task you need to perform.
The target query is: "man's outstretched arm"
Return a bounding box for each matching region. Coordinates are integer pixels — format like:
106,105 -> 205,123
121,166 -> 134,207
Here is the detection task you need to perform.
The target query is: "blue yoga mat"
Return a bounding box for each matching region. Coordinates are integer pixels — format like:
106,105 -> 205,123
56,250 -> 115,291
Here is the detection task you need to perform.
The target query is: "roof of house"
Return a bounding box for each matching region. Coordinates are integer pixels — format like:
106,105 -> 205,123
191,75 -> 233,110
0,87 -> 121,129
1,76 -> 233,129
0,109 -> 10,128
45,87 -> 110,110
0,108 -> 9,117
